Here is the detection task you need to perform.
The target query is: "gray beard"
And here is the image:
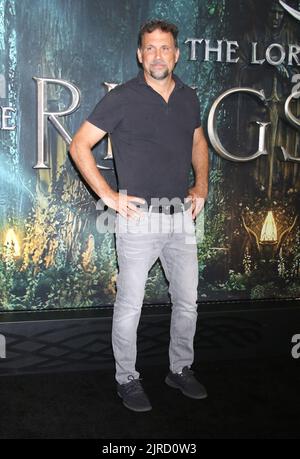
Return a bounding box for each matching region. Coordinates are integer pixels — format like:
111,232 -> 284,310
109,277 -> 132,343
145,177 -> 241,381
149,68 -> 170,80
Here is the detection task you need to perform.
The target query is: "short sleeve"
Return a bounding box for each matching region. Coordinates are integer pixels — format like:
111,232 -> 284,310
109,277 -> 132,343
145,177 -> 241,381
86,88 -> 123,134
193,91 -> 202,129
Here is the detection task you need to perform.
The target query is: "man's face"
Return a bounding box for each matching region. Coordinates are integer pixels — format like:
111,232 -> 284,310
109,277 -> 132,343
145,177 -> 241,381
137,29 -> 179,81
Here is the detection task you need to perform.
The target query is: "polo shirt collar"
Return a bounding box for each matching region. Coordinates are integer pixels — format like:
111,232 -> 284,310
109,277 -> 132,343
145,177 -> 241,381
137,69 -> 184,89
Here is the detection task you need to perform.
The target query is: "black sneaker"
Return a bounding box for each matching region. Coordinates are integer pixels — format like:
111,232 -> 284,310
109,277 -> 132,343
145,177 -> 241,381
165,366 -> 208,400
117,375 -> 152,412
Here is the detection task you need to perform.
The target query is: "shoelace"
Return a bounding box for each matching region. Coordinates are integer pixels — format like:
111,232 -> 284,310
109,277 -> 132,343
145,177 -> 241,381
124,376 -> 144,395
178,367 -> 194,379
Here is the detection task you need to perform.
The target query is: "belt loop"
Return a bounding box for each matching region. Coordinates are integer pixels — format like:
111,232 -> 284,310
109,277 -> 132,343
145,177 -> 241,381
149,204 -> 153,216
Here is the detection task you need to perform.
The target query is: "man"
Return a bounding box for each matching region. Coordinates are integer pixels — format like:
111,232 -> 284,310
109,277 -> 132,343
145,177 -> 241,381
70,19 -> 209,412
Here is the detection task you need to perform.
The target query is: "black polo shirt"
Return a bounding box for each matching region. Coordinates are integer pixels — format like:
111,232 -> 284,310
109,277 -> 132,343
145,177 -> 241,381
87,70 -> 201,206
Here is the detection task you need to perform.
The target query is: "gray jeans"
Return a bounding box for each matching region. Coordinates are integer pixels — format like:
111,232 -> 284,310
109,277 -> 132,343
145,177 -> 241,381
112,205 -> 199,384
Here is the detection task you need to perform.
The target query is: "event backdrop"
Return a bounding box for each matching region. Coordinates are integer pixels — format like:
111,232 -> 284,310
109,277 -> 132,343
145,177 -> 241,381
0,0 -> 299,311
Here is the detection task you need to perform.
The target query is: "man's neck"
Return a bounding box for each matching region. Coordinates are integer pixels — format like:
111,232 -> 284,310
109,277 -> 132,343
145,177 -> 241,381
143,71 -> 175,101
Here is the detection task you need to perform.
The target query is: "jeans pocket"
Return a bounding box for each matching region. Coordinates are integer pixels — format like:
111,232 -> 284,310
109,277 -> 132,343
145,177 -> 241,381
116,211 -> 149,234
183,209 -> 196,235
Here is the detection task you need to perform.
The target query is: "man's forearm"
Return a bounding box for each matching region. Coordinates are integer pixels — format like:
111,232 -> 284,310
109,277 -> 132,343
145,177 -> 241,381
69,141 -> 113,198
191,141 -> 209,199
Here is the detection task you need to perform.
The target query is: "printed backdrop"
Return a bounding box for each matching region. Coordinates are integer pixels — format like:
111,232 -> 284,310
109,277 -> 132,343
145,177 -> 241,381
0,0 -> 299,311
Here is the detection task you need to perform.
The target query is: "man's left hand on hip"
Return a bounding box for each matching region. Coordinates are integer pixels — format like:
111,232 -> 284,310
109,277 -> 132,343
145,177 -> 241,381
187,187 -> 206,220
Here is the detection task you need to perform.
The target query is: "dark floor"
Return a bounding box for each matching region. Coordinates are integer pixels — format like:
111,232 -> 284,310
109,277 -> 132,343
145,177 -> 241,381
0,357 -> 299,439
